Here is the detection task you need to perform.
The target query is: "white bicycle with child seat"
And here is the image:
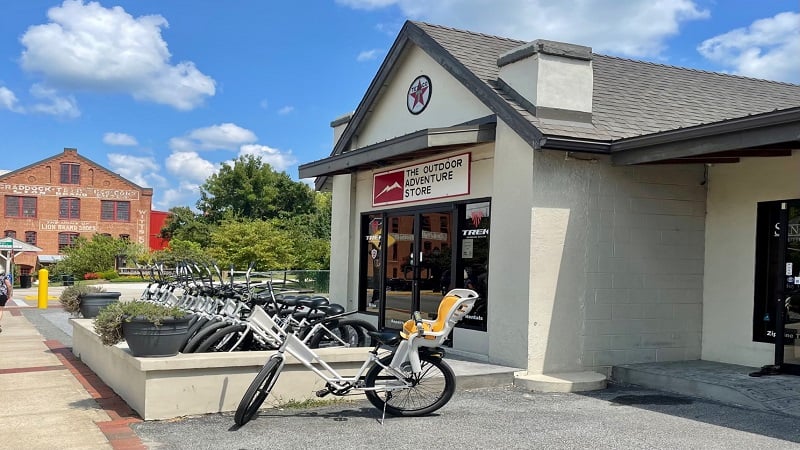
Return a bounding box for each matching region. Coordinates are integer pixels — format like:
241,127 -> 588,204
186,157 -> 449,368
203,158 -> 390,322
234,288 -> 479,426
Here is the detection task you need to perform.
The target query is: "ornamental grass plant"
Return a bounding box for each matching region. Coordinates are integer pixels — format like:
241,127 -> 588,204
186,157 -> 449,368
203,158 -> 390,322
59,284 -> 105,315
93,300 -> 187,346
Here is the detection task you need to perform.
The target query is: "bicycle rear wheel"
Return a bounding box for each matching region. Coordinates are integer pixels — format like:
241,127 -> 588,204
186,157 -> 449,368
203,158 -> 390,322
364,353 -> 456,416
234,356 -> 283,426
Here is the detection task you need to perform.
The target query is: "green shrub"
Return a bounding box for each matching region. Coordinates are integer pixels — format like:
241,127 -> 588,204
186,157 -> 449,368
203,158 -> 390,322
100,270 -> 119,280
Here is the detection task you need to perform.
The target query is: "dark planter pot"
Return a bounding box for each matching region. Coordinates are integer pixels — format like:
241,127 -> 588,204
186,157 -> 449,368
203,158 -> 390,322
78,292 -> 122,318
122,316 -> 191,357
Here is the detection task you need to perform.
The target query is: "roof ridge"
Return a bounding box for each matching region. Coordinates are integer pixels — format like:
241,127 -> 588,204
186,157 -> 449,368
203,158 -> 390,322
411,21 -> 526,46
594,53 -> 800,87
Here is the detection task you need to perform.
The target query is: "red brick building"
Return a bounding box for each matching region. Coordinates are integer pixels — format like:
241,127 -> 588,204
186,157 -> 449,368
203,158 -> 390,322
1,148 -> 153,274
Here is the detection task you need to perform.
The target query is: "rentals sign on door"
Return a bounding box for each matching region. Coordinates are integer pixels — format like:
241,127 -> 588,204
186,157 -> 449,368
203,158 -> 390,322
372,153 -> 470,207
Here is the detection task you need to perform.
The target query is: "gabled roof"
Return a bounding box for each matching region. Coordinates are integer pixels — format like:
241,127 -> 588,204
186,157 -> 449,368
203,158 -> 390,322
311,20 -> 799,183
0,148 -> 152,193
415,21 -> 800,142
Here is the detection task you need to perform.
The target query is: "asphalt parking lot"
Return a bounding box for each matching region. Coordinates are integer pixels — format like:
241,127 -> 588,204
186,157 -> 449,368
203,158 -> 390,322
132,384 -> 800,449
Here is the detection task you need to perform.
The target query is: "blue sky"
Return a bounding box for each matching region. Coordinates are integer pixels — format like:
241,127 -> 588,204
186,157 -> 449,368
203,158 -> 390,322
0,0 -> 797,211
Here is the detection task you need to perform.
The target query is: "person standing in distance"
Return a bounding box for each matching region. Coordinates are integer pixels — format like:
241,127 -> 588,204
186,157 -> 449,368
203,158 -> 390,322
0,270 -> 12,333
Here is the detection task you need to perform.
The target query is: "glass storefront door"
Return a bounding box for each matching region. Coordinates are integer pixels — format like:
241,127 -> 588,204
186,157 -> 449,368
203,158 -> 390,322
361,200 -> 490,333
373,211 -> 453,329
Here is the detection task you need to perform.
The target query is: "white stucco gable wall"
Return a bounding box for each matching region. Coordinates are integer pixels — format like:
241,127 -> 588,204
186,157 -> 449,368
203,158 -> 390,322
354,45 -> 492,150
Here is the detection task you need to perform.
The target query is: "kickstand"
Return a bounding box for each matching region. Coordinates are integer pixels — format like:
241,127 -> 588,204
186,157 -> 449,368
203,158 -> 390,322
749,364 -> 782,377
380,392 -> 391,425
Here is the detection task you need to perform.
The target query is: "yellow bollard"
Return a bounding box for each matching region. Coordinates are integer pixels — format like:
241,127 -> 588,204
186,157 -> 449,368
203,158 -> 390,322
38,268 -> 49,309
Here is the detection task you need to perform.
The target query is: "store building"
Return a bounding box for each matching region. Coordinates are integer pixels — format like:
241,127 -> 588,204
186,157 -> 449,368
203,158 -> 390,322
1,148 -> 154,275
300,22 -> 800,387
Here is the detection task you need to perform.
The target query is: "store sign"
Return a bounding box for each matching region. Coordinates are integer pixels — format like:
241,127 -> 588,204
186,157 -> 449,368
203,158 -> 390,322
372,153 -> 470,207
0,183 -> 139,200
40,220 -> 98,232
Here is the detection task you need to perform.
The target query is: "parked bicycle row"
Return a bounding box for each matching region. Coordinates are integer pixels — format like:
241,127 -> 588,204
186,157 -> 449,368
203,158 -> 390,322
134,261 -> 377,353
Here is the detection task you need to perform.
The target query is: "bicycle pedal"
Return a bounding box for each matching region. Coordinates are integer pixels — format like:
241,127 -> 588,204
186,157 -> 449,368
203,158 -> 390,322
315,389 -> 331,398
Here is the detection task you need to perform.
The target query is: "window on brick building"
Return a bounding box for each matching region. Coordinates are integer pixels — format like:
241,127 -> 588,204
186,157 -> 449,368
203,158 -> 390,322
4,230 -> 15,238
59,197 -> 80,219
25,231 -> 36,245
101,200 -> 130,222
5,196 -> 37,218
60,163 -> 80,184
58,232 -> 79,251
119,234 -> 130,241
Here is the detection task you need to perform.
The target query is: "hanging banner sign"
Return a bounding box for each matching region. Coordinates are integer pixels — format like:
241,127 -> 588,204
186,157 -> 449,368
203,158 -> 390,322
372,153 -> 470,207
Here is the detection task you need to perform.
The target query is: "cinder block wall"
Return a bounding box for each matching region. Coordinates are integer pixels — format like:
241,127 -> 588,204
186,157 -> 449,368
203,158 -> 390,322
531,150 -> 706,375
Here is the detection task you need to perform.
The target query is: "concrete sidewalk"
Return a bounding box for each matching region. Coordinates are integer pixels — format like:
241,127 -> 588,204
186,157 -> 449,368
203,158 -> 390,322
0,304 -> 144,449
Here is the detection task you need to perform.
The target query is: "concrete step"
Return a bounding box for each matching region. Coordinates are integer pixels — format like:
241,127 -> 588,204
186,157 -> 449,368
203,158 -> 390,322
448,358 -> 521,390
612,360 -> 800,418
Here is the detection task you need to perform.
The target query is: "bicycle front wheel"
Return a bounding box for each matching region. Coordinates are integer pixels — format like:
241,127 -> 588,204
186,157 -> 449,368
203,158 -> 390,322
234,356 -> 283,426
364,353 -> 456,416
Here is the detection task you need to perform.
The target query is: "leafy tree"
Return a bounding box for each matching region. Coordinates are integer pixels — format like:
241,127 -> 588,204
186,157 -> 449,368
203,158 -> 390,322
160,206 -> 215,247
197,154 -> 316,223
151,239 -> 210,267
53,234 -> 143,278
208,220 -> 297,270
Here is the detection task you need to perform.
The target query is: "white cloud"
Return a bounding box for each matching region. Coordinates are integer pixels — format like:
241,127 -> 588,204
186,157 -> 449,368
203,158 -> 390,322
107,153 -> 160,187
103,132 -> 138,146
357,49 -> 381,61
0,87 -> 22,112
28,83 -> 80,118
157,180 -> 202,210
698,12 -> 800,83
277,106 -> 295,115
165,151 -> 218,182
339,0 -> 709,57
19,0 -> 215,110
238,144 -> 297,172
169,123 -> 258,152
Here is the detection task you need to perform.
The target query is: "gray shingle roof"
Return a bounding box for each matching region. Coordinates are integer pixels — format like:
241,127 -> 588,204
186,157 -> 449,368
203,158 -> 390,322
414,21 -> 800,142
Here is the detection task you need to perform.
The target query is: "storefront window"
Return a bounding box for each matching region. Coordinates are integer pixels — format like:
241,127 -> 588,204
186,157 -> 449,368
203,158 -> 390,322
363,214 -> 383,313
458,202 -> 490,331
754,200 -> 800,343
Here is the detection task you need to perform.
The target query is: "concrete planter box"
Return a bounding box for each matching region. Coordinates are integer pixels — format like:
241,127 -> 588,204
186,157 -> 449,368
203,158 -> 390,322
71,319 -> 371,420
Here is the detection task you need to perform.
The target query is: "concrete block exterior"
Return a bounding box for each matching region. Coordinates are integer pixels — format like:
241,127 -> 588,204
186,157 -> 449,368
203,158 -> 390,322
304,21 -> 800,386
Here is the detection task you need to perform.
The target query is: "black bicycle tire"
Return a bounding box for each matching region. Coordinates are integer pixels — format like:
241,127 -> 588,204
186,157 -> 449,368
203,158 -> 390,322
342,319 -> 378,346
307,322 -> 354,349
308,319 -> 377,348
179,316 -> 210,351
182,320 -> 229,353
234,356 -> 283,426
194,324 -> 248,353
364,353 -> 456,416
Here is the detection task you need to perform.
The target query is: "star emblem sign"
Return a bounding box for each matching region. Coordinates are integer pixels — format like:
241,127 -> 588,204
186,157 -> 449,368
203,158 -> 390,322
407,75 -> 431,114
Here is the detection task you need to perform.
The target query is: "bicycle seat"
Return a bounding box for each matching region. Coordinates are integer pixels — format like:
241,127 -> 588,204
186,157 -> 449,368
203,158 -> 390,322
367,330 -> 402,346
400,289 -> 478,344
